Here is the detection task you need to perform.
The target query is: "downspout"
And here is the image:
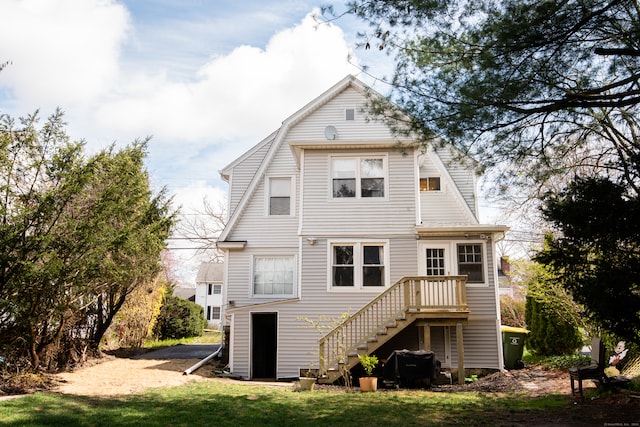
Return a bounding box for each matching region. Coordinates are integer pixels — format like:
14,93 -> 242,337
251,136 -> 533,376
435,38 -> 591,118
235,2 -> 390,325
183,341 -> 225,375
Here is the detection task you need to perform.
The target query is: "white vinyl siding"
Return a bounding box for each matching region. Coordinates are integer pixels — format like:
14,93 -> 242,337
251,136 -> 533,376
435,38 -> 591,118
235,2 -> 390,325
225,136 -> 275,217
286,87 -> 396,142
419,152 -> 474,225
300,149 -> 416,236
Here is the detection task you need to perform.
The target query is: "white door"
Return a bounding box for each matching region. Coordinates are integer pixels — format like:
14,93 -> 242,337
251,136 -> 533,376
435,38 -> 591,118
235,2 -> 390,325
417,242 -> 452,365
418,242 -> 451,276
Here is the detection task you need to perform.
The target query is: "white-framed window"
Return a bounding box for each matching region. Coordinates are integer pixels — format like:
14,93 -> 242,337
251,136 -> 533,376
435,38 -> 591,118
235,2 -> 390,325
329,241 -> 388,290
207,283 -> 221,295
206,306 -> 221,320
252,255 -> 296,297
267,176 -> 292,216
331,156 -> 386,199
419,176 -> 441,191
456,243 -> 484,284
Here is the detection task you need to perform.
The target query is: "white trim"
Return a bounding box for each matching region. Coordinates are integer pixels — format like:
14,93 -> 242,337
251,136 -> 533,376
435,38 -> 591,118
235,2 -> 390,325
216,241 -> 246,250
326,239 -> 390,292
228,313 -> 235,373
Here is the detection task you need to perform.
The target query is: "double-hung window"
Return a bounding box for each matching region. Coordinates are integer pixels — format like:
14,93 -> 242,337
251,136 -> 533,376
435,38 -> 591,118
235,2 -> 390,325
331,156 -> 385,199
331,241 -> 387,290
253,256 -> 296,297
268,177 -> 292,215
206,306 -> 221,320
207,284 -> 222,295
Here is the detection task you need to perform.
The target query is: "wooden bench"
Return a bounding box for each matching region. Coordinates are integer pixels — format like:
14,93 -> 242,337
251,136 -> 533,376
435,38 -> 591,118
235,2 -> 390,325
569,337 -> 607,399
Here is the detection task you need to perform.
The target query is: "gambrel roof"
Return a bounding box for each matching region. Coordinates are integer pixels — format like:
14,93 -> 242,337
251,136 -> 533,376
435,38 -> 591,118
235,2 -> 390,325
216,75 -> 498,244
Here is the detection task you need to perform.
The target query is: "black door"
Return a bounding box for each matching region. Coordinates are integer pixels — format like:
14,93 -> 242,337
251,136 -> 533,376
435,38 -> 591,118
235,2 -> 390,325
251,313 -> 277,379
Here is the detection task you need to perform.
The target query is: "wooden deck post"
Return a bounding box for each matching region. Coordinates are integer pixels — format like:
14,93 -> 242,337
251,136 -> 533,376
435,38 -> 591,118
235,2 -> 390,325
456,322 -> 465,385
422,325 -> 431,351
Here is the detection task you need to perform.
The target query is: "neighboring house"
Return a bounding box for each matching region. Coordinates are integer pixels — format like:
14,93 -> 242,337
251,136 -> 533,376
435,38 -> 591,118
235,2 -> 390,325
172,286 -> 196,302
195,262 -> 225,330
216,75 -> 508,383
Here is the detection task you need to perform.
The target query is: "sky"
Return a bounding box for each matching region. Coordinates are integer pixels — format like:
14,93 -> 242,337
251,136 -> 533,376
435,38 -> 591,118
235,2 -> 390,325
0,0 -> 504,284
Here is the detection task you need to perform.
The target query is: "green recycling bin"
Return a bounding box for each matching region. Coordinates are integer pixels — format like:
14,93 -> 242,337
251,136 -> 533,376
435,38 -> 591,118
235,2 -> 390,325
501,326 -> 529,370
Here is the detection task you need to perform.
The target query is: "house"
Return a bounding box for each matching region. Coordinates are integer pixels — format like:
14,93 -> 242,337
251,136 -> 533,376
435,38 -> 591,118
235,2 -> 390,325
194,262 -> 224,330
216,75 -> 508,383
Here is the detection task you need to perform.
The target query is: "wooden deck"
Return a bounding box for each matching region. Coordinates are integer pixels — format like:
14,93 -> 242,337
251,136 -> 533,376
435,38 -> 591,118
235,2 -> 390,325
318,276 -> 469,384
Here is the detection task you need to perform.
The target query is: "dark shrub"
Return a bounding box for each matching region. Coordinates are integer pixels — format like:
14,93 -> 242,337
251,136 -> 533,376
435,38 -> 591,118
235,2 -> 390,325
154,295 -> 206,340
525,296 -> 582,355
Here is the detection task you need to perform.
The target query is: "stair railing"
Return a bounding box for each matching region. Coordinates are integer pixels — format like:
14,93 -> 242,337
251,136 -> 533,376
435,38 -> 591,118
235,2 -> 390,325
318,275 -> 467,377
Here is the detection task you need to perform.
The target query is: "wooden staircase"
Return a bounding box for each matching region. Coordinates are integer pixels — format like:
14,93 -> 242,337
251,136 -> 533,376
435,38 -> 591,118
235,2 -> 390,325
318,275 -> 469,384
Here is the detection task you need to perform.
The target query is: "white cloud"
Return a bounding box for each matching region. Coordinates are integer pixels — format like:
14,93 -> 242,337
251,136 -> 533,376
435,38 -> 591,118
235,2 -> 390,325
0,0 -> 130,109
95,12 -> 359,145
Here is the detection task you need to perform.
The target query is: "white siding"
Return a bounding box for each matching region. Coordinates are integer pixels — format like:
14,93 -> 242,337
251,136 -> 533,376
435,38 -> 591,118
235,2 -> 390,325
226,140 -> 299,246
300,149 -> 416,236
433,146 -> 478,218
287,87 -> 395,142
419,153 -> 474,225
227,138 -> 274,217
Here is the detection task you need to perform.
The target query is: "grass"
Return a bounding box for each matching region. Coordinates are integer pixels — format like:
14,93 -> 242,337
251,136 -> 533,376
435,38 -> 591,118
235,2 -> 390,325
0,380 -> 579,427
143,330 -> 222,350
524,353 -> 591,370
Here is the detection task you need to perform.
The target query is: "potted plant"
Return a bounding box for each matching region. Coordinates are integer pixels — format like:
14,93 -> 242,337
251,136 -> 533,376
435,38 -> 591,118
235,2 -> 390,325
357,354 -> 379,392
296,366 -> 316,391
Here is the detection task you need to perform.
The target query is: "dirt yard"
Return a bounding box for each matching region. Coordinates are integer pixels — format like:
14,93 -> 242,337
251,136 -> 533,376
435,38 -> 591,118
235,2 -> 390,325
52,354 -> 221,396
49,352 -> 573,397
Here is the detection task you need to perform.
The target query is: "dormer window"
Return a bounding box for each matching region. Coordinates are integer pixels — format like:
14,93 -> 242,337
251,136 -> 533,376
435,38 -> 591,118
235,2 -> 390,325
420,177 -> 441,191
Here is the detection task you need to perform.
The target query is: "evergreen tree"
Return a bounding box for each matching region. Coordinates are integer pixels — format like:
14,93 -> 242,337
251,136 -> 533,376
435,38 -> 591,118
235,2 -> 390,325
536,177 -> 640,345
340,0 -> 640,199
525,296 -> 583,356
0,110 -> 176,369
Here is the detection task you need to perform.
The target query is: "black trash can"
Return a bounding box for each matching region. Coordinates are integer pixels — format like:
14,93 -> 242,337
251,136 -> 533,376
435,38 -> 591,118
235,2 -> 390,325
382,349 -> 440,389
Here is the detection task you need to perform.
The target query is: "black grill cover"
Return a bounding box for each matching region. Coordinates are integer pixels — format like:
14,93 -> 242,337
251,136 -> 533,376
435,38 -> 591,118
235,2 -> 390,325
383,349 -> 440,388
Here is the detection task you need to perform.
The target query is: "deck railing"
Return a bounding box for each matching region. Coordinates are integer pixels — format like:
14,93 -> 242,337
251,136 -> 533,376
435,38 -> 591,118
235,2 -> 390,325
318,275 -> 468,377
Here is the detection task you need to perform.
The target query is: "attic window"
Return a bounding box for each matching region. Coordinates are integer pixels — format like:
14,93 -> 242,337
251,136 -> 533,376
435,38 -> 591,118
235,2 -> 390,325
345,108 -> 355,120
420,177 -> 441,191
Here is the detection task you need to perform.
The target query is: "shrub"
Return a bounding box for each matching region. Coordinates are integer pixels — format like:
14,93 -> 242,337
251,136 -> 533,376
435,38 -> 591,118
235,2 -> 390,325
153,295 -> 207,340
104,278 -> 167,349
525,296 -> 582,356
500,295 -> 526,328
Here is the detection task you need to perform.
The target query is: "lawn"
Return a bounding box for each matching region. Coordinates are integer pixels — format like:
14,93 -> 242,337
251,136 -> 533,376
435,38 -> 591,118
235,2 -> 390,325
0,380 -> 616,427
